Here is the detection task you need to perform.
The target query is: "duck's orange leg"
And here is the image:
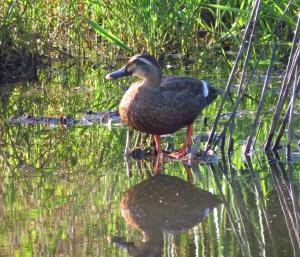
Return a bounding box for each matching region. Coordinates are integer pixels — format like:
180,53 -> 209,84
153,135 -> 162,173
169,125 -> 193,159
154,135 -> 162,156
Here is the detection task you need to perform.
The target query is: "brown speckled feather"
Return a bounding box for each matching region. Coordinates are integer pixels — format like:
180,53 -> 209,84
119,76 -> 217,135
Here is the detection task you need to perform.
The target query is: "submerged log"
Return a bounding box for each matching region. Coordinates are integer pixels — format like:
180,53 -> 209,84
10,110 -> 120,126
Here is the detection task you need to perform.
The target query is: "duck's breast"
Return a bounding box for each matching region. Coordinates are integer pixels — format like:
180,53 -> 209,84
120,85 -> 176,134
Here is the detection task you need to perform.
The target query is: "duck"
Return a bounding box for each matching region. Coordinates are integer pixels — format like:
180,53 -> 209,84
111,174 -> 220,256
105,54 -> 218,158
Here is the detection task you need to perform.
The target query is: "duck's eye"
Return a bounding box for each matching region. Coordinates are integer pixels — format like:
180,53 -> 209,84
125,63 -> 135,74
133,59 -> 144,66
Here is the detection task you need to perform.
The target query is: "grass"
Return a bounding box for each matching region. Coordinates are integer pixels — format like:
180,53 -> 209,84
0,0 -> 298,82
88,0 -> 298,55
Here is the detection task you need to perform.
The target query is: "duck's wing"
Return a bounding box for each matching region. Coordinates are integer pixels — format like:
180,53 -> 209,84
160,76 -> 208,98
157,76 -> 210,127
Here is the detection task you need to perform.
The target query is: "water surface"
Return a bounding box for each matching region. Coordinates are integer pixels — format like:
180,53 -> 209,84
0,57 -> 299,257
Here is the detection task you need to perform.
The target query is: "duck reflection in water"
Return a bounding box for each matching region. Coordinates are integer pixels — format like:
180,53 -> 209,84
111,173 -> 220,257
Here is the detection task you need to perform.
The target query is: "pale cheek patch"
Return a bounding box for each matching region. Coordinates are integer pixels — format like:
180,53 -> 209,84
201,80 -> 209,97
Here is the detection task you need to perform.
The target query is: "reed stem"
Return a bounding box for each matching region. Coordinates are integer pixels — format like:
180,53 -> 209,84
205,0 -> 262,151
264,11 -> 300,149
244,45 -> 276,154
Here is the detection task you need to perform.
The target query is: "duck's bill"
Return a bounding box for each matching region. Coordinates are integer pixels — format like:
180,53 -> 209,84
105,67 -> 130,80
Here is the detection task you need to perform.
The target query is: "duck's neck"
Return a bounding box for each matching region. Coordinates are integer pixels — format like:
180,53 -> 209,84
140,75 -> 161,91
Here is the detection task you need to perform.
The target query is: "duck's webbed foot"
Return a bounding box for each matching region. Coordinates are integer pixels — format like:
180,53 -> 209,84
167,149 -> 188,159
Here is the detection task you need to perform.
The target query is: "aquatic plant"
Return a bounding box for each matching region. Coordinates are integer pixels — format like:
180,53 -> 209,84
0,0 -> 298,65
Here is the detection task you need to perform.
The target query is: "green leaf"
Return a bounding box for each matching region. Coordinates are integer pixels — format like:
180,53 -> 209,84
204,4 -> 249,14
85,18 -> 133,53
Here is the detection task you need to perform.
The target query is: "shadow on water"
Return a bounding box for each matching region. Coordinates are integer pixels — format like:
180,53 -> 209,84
111,170 -> 220,257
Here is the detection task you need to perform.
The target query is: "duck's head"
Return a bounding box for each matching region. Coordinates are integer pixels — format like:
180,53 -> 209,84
105,54 -> 162,83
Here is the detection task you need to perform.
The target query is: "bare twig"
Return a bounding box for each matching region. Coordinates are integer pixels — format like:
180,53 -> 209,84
205,0 -> 261,151
273,68 -> 300,151
287,65 -> 300,147
207,0 -> 294,152
264,11 -> 300,149
243,45 -> 276,154
226,2 -> 261,154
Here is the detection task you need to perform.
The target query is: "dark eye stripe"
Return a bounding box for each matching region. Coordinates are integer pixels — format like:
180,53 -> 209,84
134,59 -> 146,66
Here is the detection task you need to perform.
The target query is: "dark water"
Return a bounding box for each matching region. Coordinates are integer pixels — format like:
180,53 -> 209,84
0,57 -> 299,257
